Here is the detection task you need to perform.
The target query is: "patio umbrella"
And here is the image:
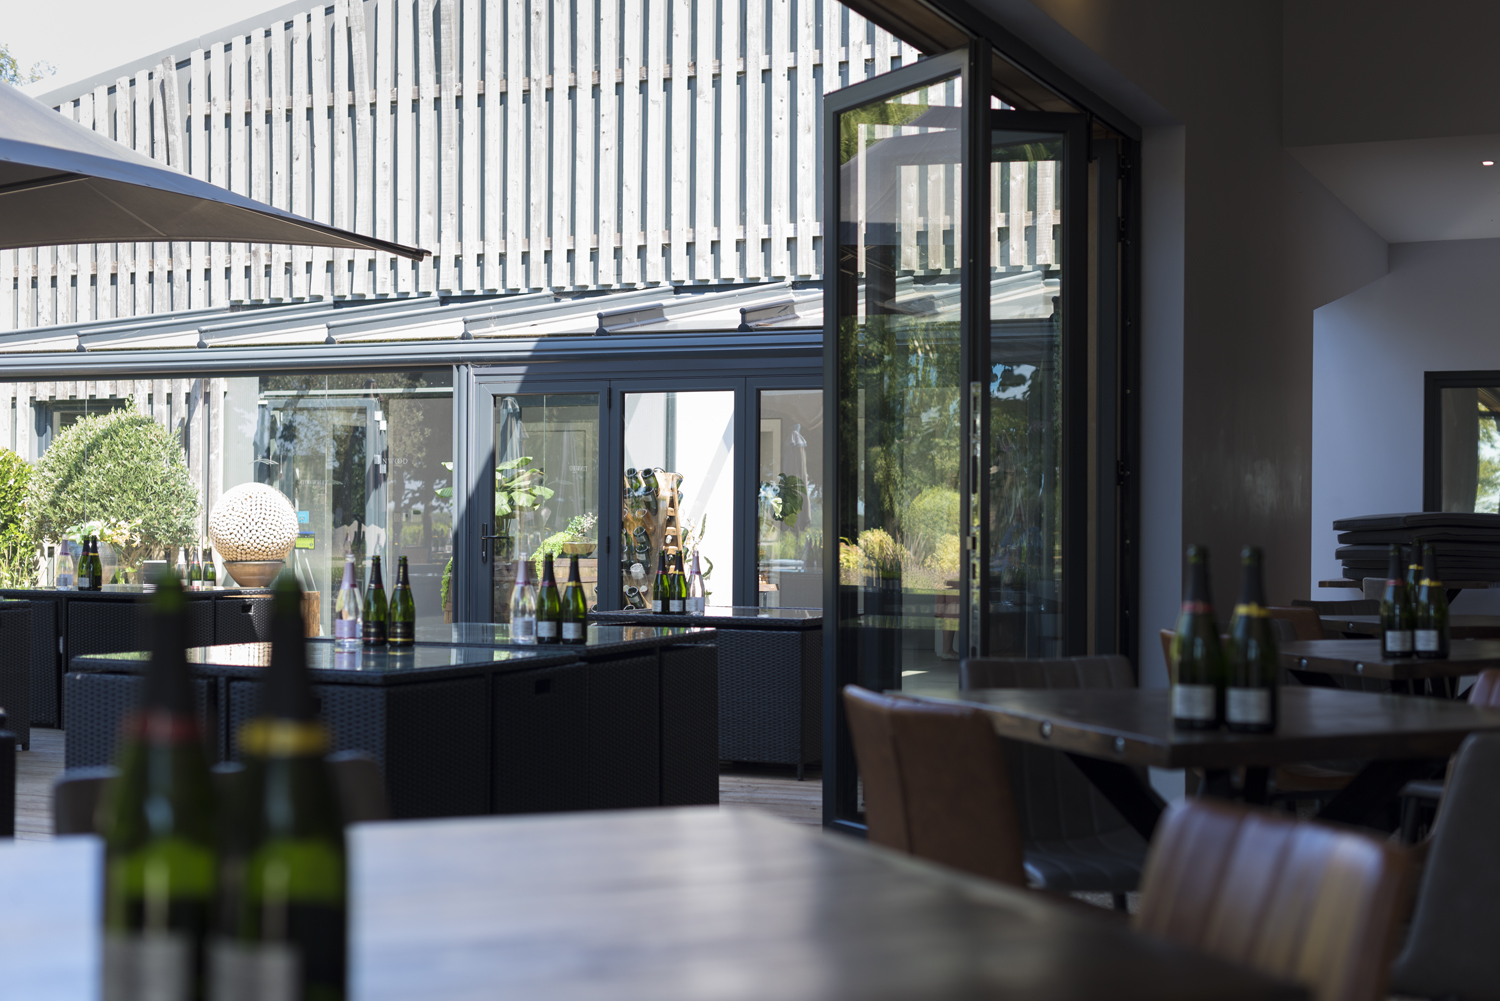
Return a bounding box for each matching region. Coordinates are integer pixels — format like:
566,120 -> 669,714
0,80 -> 427,259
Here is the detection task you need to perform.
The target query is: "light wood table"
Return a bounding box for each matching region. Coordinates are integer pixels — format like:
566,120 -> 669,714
3,809 -> 1305,1001
905,687 -> 1500,836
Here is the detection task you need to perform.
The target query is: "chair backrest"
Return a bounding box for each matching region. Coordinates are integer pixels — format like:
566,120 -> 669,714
1290,598 -> 1379,616
1135,799 -> 1411,1001
960,654 -> 1134,691
1389,732 -> 1500,1000
1266,606 -> 1326,641
1468,668 -> 1500,708
841,685 -> 1025,886
52,766 -> 119,836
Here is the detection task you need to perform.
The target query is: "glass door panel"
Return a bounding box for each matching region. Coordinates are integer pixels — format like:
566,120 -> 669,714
988,126 -> 1067,658
757,389 -> 823,609
622,391 -> 735,609
490,392 -> 599,623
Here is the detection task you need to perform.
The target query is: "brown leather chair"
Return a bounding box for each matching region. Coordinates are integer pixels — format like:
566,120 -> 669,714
1135,798 -> 1411,1001
1266,605 -> 1325,640
1398,668 -> 1500,840
842,685 -> 1025,887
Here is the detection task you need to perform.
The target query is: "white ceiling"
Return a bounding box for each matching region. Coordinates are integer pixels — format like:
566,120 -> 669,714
1289,133 -> 1500,243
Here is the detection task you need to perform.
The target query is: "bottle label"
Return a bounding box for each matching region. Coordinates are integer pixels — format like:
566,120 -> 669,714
334,619 -> 358,640
537,621 -> 559,639
1226,688 -> 1272,725
105,932 -> 192,1001
513,616 -> 537,641
209,939 -> 298,1001
389,622 -> 413,643
1172,684 -> 1216,722
1180,600 -> 1213,615
1384,630 -> 1412,654
562,622 -> 584,640
669,599 -> 685,613
653,599 -> 664,613
1415,629 -> 1441,652
55,573 -> 72,589
363,622 -> 386,643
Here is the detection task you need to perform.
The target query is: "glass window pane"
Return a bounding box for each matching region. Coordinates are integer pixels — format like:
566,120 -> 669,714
988,129 -> 1065,657
623,391 -> 734,608
757,389 -> 823,609
492,393 -> 600,623
835,74 -> 964,704
1438,386 -> 1500,513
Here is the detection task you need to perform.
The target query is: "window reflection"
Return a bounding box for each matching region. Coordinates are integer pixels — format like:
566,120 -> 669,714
758,390 -> 822,609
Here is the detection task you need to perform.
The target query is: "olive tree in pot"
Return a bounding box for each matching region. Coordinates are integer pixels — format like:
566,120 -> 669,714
25,407 -> 200,580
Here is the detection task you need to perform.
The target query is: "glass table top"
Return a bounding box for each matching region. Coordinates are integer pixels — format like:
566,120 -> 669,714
593,605 -> 821,622
83,642 -> 553,674
416,622 -> 715,647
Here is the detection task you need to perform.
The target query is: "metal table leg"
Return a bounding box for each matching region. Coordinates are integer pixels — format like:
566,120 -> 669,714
1064,754 -> 1168,841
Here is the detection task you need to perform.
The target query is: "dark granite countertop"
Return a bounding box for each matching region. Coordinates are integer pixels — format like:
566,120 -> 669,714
417,622 -> 715,653
590,605 -> 822,630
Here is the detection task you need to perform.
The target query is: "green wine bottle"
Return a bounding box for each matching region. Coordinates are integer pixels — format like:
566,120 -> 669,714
669,552 -> 687,614
1380,543 -> 1414,658
1226,546 -> 1277,734
652,550 -> 669,614
99,573 -> 217,998
536,554 -> 562,644
362,556 -> 388,646
189,548 -> 203,591
1405,543 -> 1421,597
389,556 -> 415,646
640,469 -> 661,513
1415,542 -> 1450,659
87,536 -> 105,592
218,575 -> 346,1000
77,538 -> 94,592
1171,544 -> 1223,730
561,554 -> 588,645
203,548 -> 217,589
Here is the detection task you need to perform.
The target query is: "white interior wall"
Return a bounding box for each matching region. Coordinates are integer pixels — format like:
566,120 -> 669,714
1312,238 -> 1500,614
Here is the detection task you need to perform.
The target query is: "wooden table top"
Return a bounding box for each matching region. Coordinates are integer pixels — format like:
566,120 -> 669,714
1281,638 -> 1500,680
4,810 -> 1305,1001
1321,615 -> 1500,640
906,687 -> 1500,770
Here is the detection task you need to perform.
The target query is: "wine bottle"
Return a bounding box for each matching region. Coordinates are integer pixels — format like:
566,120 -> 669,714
1379,543 -> 1414,658
389,556 -> 415,646
1226,546 -> 1277,734
40,545 -> 54,588
99,574 -> 217,999
362,556 -> 388,646
623,585 -> 648,610
669,552 -> 686,614
86,536 -> 104,592
641,469 -> 660,513
176,547 -> 189,590
203,548 -> 217,590
1415,542 -> 1450,659
510,554 -> 537,644
216,575 -> 346,1000
652,551 -> 669,613
536,555 -> 562,644
333,553 -> 362,651
1405,543 -> 1421,596
189,548 -> 203,591
561,555 -> 588,645
55,543 -> 75,591
687,550 -> 705,613
625,467 -> 642,501
1170,544 -> 1223,730
632,526 -> 651,559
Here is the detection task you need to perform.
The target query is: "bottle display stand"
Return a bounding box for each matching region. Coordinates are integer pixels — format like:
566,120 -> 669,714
621,468 -> 685,610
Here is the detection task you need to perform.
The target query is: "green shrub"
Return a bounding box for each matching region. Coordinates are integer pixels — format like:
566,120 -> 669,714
0,449 -> 35,588
905,486 -> 960,563
25,406 -> 199,560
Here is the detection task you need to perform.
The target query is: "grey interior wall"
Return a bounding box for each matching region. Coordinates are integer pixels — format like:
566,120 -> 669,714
966,0 -> 1388,675
1312,239 -> 1500,614
1284,0 -> 1500,146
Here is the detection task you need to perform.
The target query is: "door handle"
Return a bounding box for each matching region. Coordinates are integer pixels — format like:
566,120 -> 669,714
480,522 -> 503,563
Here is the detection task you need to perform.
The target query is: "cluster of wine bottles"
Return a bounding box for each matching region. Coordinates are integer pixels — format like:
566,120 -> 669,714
1380,542 -> 1450,659
332,554 -> 416,650
509,552 -> 589,645
173,547 -> 218,590
101,574 -> 346,1000
72,535 -> 105,592
642,549 -> 706,614
1170,544 -> 1279,733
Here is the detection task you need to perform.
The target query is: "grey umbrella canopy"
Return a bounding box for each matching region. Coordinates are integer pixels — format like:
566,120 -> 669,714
0,80 -> 428,260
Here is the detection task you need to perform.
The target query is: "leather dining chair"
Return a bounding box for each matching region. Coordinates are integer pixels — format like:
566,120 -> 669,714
1135,798 -> 1411,1001
960,655 -> 1145,909
841,685 -> 1025,887
1388,732 -> 1500,1001
1398,667 -> 1500,842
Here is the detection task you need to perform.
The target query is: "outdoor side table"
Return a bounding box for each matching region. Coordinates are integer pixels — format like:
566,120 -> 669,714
592,606 -> 822,776
902,687 -> 1500,837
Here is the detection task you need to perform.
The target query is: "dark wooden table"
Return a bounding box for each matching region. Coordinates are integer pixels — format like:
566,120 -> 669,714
5,809 -> 1305,1000
1281,638 -> 1500,681
905,687 -> 1500,837
1320,615 -> 1500,640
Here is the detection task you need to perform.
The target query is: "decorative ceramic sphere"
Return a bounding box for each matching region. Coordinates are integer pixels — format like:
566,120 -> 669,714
208,483 -> 300,563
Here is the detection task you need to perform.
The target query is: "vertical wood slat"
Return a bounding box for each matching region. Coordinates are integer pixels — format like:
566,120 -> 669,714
162,56 -> 188,314
480,0 -> 501,289
208,51 -> 227,308
668,0 -> 690,281
332,0 -> 352,297
57,98 -> 77,327
644,0 -> 665,283
0,248 -> 13,332
375,0 -> 394,295
693,0 -> 713,280
229,39 -> 248,302
719,0 -> 741,280
574,0 -> 595,288
133,68 -> 153,316
619,0 -> 642,285
437,0 -> 458,291
396,0 -> 416,294
417,0 -> 438,292
187,54 -> 206,312
250,33 -> 269,303
795,0 -> 815,276
597,0 -> 618,286
460,0 -> 481,289
743,0 -> 765,280
311,6 -> 333,300
528,0 -> 547,289
271,25 -> 291,301
551,0 -> 572,288
74,94 -> 94,324
768,0 -> 789,278
504,0 -> 525,290
350,0 -> 375,296
292,13 -> 312,301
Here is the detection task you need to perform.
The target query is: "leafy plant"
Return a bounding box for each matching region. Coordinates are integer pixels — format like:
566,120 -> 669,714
533,513 -> 596,580
25,406 -> 199,561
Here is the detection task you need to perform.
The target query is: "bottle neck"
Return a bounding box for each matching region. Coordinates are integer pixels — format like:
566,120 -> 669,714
567,558 -> 580,583
341,558 -> 356,587
370,559 -> 384,588
541,559 -> 556,586
397,560 -> 410,586
1235,557 -> 1266,616
1386,548 -> 1404,583
1183,557 -> 1213,612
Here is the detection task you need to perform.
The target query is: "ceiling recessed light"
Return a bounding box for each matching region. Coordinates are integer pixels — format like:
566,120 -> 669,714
1485,161 -> 1496,166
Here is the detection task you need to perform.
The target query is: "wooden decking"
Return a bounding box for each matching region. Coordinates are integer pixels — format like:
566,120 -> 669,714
11,730 -> 824,839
